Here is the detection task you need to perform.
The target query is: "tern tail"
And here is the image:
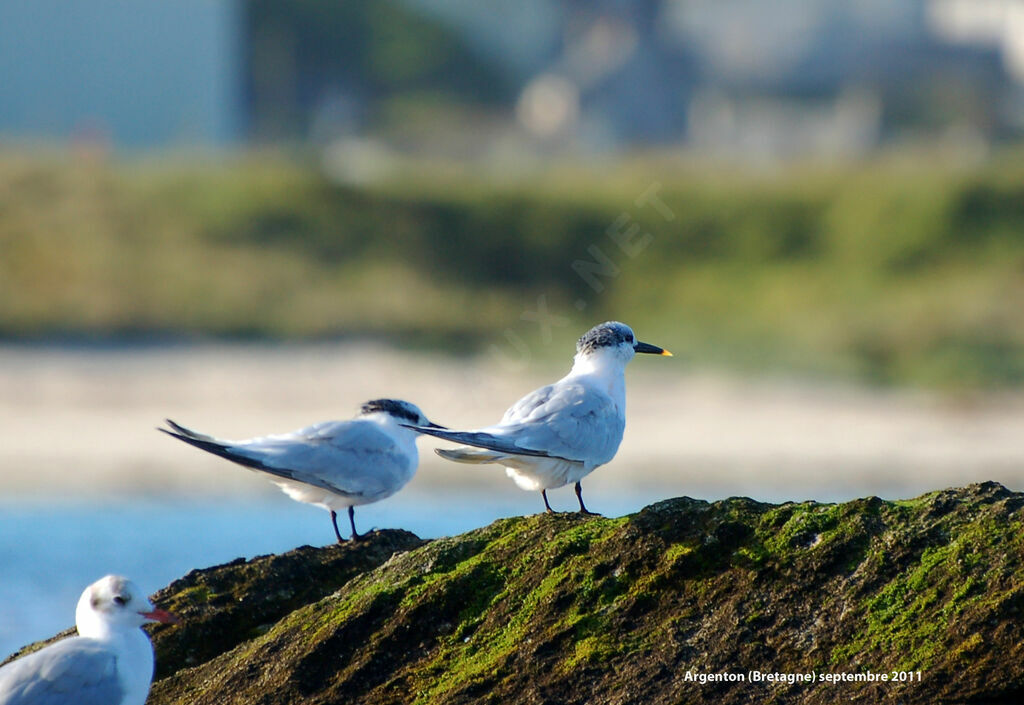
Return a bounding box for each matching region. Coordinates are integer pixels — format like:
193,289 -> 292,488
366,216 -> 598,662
159,419 -> 273,473
159,419 -> 362,499
162,418 -> 218,442
435,447 -> 508,464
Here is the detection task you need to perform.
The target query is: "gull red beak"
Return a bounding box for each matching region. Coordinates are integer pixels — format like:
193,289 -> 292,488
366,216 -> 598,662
140,608 -> 180,624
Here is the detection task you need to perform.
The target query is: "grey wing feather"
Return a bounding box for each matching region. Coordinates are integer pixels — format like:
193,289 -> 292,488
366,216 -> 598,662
411,381 -> 623,466
496,382 -> 624,465
499,384 -> 558,425
163,419 -> 409,499
0,638 -> 124,705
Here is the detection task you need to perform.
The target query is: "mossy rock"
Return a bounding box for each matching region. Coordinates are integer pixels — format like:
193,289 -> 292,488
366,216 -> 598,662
12,484 -> 1024,704
148,529 -> 426,678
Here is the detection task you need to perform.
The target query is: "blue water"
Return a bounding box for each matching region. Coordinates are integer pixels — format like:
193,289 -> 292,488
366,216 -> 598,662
0,487 -> 668,659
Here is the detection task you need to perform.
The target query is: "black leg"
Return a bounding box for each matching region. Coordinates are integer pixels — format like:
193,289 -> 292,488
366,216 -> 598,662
542,489 -> 555,514
330,510 -> 345,543
348,506 -> 364,541
575,482 -> 598,515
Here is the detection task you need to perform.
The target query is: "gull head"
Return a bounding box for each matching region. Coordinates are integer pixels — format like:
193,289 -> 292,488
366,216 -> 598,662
75,575 -> 179,638
575,321 -> 672,366
360,399 -> 445,429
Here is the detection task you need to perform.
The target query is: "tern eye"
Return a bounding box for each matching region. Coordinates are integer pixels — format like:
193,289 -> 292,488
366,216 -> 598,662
113,595 -> 128,606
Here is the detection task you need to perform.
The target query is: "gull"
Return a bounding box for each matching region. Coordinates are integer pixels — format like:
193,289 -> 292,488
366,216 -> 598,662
0,575 -> 178,705
406,321 -> 671,514
159,399 -> 444,543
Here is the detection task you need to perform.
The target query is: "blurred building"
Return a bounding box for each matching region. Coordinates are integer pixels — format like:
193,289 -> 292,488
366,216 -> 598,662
0,0 -> 242,149
411,0 -> 1024,158
929,0 -> 1024,82
1,0 -> 1023,157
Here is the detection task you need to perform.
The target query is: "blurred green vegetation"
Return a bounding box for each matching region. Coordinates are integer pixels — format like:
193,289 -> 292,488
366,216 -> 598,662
0,150 -> 1022,389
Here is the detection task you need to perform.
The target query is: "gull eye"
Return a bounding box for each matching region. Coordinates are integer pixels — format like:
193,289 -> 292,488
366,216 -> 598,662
113,595 -> 129,606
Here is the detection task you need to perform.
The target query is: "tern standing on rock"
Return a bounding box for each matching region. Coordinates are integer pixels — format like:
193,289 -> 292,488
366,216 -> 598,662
159,399 -> 444,542
0,575 -> 178,705
407,321 -> 671,514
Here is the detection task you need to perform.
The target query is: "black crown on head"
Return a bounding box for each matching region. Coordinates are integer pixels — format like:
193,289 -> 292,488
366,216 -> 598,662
360,399 -> 420,424
576,321 -> 633,355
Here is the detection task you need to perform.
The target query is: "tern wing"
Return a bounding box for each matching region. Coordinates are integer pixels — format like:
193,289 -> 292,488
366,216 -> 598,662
496,381 -> 624,466
499,383 -> 560,425
0,638 -> 124,705
410,381 -> 624,467
161,419 -> 410,499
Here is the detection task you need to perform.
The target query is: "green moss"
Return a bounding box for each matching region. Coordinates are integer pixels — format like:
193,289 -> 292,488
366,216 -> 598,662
396,516 -> 637,703
762,503 -> 838,552
829,499 -> 1024,670
560,631 -> 621,672
173,585 -> 215,604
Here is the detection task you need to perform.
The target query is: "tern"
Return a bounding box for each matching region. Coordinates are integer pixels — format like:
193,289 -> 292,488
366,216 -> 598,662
159,399 -> 444,542
0,575 -> 178,705
406,321 -> 671,514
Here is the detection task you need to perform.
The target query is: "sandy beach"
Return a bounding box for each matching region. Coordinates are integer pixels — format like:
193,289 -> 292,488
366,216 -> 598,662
1,342 -> 1021,505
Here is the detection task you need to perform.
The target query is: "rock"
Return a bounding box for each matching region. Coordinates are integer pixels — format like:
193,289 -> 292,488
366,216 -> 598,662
12,484 -> 1024,704
147,529 -> 426,679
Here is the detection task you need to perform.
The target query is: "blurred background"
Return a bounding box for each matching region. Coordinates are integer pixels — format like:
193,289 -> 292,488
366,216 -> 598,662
2,0 -> 1023,656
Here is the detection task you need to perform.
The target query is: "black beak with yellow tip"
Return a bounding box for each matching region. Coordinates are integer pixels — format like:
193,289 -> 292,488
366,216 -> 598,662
634,341 -> 673,356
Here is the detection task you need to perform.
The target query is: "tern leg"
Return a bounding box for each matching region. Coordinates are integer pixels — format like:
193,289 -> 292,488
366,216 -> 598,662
348,506 -> 364,541
542,489 -> 555,514
330,510 -> 345,543
575,482 -> 598,516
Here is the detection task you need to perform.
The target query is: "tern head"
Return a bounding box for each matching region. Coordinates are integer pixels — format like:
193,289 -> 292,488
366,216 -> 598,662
359,399 -> 445,429
75,575 -> 179,638
575,321 -> 672,365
